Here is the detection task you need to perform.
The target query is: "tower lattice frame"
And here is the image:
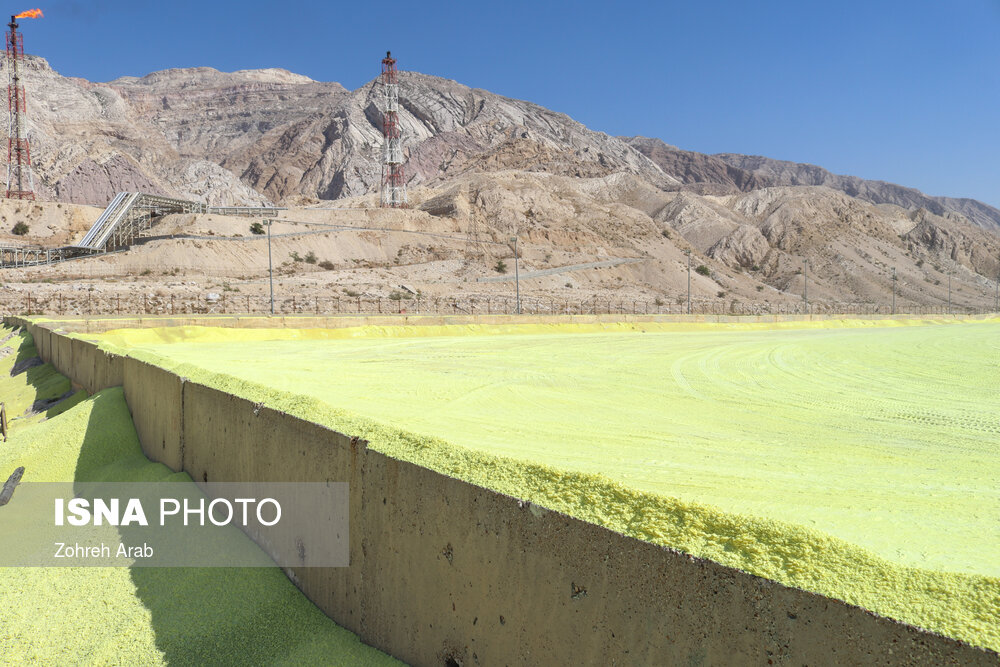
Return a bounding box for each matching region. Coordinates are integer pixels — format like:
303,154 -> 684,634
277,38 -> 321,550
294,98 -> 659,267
380,51 -> 407,208
5,15 -> 34,200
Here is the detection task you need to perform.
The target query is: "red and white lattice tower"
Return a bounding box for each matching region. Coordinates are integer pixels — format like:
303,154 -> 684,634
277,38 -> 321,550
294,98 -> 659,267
380,51 -> 407,208
5,13 -> 36,200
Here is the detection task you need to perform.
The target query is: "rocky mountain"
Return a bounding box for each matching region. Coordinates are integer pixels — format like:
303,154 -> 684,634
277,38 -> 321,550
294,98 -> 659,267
622,136 -> 769,194
8,57 -> 674,206
625,136 -> 1000,233
10,56 -> 1000,237
3,56 -> 999,309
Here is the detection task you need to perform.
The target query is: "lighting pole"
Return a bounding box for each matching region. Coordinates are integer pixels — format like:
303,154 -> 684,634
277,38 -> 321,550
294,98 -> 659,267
685,249 -> 691,315
266,219 -> 274,315
995,268 -> 999,312
891,267 -> 896,315
510,236 -> 520,315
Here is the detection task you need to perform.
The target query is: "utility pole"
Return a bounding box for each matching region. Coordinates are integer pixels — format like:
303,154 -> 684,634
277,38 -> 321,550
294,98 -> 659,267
685,249 -> 692,315
267,219 -> 274,315
891,267 -> 896,315
510,235 -> 520,315
948,272 -> 952,315
803,260 -> 809,314
995,267 -> 999,313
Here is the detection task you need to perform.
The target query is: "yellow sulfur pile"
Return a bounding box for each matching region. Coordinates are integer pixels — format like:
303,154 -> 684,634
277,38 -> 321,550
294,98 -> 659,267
89,318 -> 1000,652
0,326 -> 399,665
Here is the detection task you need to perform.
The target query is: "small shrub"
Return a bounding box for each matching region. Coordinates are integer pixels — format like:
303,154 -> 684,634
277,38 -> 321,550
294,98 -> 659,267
494,259 -> 508,274
11,221 -> 28,235
756,285 -> 764,292
564,282 -> 572,288
250,222 -> 265,235
304,251 -> 317,264
140,269 -> 152,276
916,259 -> 924,267
717,291 -> 726,298
695,264 -> 710,276
318,260 -> 335,270
654,297 -> 664,306
661,229 -> 671,239
750,264 -> 761,271
290,251 -> 302,262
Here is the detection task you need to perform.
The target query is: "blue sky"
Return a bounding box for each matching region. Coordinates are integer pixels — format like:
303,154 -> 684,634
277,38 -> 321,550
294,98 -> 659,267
16,0 -> 1000,206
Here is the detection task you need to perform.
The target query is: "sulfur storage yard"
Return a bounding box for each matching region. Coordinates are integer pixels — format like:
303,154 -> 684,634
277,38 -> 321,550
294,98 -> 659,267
2,314 -> 998,664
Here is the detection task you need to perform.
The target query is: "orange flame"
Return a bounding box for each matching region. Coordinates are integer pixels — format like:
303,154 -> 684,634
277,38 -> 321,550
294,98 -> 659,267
14,9 -> 43,19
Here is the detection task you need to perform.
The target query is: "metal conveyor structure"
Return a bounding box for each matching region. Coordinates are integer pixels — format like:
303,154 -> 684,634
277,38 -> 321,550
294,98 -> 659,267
0,192 -> 285,268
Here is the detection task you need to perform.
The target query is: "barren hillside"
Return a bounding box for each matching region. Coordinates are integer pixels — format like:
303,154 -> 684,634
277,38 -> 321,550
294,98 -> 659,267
0,60 -> 998,313
2,171 -> 997,315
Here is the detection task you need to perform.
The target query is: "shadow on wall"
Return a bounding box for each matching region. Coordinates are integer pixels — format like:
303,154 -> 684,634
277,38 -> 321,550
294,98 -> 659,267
70,388 -> 393,666
2,328 -> 82,425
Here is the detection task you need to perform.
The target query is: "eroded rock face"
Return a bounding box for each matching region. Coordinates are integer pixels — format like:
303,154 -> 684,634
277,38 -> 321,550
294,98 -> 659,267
714,153 -> 1000,233
226,73 -> 678,203
54,155 -> 166,205
8,58 -> 679,206
625,137 -> 769,192
709,225 -> 771,269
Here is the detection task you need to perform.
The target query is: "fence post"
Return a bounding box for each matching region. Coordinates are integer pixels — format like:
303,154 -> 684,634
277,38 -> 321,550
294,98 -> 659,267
171,295 -> 174,315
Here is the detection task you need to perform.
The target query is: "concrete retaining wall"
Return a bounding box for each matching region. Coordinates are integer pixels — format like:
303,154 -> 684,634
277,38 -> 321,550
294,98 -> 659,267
8,316 -> 995,666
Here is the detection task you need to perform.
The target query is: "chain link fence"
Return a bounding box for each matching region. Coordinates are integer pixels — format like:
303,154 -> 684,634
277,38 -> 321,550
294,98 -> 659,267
2,292 -> 996,317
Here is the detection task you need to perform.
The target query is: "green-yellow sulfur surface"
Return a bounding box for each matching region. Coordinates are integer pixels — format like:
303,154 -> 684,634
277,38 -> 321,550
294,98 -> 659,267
0,327 -> 400,666
88,318 -> 1000,653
